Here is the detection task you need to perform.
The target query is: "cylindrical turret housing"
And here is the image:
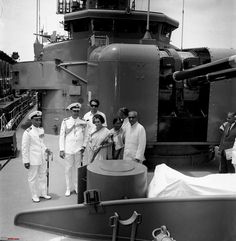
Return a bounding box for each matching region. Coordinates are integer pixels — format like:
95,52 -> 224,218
87,43 -> 160,141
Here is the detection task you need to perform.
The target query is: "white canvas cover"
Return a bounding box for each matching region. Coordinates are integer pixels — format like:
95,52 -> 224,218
148,164 -> 236,198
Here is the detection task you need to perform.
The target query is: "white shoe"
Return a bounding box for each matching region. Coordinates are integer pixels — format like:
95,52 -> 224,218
65,190 -> 70,197
32,195 -> 40,203
41,194 -> 52,200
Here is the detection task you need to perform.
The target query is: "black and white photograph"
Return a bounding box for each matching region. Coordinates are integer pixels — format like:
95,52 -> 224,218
1,0 -> 236,240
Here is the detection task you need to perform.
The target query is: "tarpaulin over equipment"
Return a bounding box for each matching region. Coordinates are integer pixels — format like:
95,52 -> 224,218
148,164 -> 236,198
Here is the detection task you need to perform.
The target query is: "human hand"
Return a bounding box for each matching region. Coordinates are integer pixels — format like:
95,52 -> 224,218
80,146 -> 86,154
95,145 -> 102,151
60,150 -> 65,159
214,146 -> 220,155
135,158 -> 141,163
45,148 -> 52,155
24,163 -> 30,169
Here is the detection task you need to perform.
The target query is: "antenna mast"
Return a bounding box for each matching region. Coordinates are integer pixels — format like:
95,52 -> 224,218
36,0 -> 38,40
181,0 -> 185,50
34,0 -> 43,60
36,0 -> 41,41
146,0 -> 150,32
143,0 -> 151,39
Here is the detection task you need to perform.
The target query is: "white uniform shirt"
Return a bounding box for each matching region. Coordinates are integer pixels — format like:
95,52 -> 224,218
123,122 -> 146,162
22,125 -> 46,165
59,116 -> 88,154
83,110 -> 107,133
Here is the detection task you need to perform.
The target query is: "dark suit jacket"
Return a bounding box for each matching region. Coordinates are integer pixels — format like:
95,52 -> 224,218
219,122 -> 236,152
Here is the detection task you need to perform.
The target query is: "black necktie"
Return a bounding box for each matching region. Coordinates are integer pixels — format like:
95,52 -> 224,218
226,123 -> 232,136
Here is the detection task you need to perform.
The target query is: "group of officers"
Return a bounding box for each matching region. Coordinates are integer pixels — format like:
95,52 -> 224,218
22,96 -> 236,203
22,99 -> 146,202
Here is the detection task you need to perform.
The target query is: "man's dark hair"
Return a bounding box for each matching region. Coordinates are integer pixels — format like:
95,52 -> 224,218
113,117 -> 123,125
119,107 -> 129,117
90,99 -> 100,106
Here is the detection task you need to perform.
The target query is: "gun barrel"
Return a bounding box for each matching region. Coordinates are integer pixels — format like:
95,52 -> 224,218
173,55 -> 236,82
186,68 -> 236,87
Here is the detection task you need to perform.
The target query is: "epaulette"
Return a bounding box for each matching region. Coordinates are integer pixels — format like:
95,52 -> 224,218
26,126 -> 32,132
63,117 -> 70,122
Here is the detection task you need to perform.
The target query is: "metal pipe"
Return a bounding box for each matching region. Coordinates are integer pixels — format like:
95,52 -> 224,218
58,65 -> 87,84
173,55 -> 236,81
58,61 -> 87,66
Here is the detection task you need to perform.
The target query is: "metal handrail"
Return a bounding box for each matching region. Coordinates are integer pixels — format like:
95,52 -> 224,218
0,113 -> 7,131
1,94 -> 37,131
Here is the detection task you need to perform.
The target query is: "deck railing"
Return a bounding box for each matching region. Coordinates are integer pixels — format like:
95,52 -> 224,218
0,113 -> 7,131
0,94 -> 37,131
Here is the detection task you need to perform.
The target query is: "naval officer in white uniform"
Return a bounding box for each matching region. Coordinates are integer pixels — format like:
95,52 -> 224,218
59,102 -> 88,196
22,110 -> 52,203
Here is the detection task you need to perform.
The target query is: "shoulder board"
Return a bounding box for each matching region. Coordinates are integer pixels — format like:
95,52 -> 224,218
26,126 -> 32,132
63,117 -> 70,121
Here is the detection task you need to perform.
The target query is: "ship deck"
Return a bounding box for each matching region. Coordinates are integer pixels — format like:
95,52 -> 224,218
0,116 -> 218,241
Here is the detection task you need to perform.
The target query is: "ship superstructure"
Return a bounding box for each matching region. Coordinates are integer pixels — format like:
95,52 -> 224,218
12,0 -> 236,166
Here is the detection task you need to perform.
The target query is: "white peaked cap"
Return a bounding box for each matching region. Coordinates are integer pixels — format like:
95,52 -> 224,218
28,110 -> 42,119
66,102 -> 82,110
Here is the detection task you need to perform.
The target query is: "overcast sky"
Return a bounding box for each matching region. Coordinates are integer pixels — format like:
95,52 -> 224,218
0,0 -> 235,61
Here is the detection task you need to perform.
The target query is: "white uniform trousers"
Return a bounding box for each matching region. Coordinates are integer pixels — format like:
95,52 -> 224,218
64,152 -> 82,192
28,162 -> 47,198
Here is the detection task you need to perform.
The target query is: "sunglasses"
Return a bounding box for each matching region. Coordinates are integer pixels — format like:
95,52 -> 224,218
32,118 -> 42,121
91,105 -> 98,107
128,116 -> 136,119
72,110 -> 80,112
